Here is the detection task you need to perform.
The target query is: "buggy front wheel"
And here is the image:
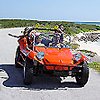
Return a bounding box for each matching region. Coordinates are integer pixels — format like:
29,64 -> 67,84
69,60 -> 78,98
75,62 -> 89,86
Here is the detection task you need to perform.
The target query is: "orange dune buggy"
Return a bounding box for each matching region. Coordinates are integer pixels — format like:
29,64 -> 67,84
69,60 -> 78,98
14,27 -> 89,86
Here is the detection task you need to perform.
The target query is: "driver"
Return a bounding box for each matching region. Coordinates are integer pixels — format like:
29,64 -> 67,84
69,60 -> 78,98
51,25 -> 65,47
51,34 -> 64,48
57,24 -> 64,43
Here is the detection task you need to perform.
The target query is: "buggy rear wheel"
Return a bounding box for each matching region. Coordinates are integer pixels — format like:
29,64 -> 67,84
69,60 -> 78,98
15,46 -> 22,68
75,62 -> 89,86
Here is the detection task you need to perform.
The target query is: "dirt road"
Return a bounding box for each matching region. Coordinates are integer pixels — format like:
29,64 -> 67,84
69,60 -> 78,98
0,28 -> 100,100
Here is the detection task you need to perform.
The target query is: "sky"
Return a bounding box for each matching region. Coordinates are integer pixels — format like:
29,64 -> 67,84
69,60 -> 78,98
0,0 -> 100,22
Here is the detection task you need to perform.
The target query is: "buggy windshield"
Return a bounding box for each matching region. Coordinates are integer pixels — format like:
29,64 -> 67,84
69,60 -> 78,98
34,32 -> 70,48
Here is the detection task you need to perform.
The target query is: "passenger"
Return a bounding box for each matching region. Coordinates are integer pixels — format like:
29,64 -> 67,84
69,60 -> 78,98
51,34 -> 62,47
51,25 -> 65,47
53,25 -> 64,42
18,30 -> 36,57
35,36 -> 45,46
58,24 -> 65,43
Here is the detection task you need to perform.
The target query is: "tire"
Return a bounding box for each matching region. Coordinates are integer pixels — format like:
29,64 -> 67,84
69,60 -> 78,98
75,62 -> 89,86
15,46 -> 25,68
23,58 -> 33,85
15,46 -> 22,68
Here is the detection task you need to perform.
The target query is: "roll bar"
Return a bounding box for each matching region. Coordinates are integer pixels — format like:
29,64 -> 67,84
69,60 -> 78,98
8,27 -> 63,38
27,27 -> 58,33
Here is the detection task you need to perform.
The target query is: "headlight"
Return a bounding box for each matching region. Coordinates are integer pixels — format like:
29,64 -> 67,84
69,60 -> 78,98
36,52 -> 44,60
74,53 -> 82,61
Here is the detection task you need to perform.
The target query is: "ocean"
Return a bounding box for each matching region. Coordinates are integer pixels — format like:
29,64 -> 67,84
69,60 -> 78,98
75,22 -> 100,26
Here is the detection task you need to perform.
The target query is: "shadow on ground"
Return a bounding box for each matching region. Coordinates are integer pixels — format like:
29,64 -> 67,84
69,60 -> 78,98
0,64 -> 82,90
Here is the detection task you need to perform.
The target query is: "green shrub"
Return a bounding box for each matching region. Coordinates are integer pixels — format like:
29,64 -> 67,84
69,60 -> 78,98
70,43 -> 80,50
88,62 -> 100,72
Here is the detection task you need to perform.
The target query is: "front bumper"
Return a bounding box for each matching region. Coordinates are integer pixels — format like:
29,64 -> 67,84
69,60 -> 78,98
45,64 -> 77,71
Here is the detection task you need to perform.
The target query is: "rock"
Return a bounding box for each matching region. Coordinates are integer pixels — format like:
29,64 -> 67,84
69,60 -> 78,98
91,55 -> 100,62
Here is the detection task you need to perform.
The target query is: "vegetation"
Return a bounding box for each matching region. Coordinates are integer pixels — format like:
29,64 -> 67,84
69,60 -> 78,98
88,62 -> 100,72
70,43 -> 80,50
0,19 -> 100,35
77,50 -> 97,57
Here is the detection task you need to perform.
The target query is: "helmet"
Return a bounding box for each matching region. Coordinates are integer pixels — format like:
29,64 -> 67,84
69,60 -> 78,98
54,25 -> 59,30
23,27 -> 29,35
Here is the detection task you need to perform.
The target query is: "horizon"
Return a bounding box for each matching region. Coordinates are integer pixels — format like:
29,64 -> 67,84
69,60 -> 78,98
1,18 -> 100,22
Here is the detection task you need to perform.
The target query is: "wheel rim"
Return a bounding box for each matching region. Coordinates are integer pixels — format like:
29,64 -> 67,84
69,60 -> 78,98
23,66 -> 25,79
76,63 -> 89,85
23,61 -> 26,79
77,75 -> 82,80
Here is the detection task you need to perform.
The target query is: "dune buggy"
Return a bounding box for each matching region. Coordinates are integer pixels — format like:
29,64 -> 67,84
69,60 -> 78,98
13,27 -> 89,86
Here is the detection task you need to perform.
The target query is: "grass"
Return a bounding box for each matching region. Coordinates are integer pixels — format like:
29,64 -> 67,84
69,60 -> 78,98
88,62 -> 100,72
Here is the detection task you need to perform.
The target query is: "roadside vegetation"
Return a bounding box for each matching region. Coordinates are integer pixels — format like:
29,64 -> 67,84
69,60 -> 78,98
88,62 -> 100,72
0,19 -> 100,35
69,43 -> 80,50
77,50 -> 97,57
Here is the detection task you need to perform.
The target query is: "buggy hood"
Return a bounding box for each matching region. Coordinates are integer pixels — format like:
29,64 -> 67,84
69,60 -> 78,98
35,46 -> 73,65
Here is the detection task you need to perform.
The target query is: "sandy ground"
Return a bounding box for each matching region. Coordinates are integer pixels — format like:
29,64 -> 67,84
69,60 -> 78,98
0,28 -> 100,100
77,41 -> 100,56
76,41 -> 100,62
76,32 -> 100,62
76,32 -> 100,56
